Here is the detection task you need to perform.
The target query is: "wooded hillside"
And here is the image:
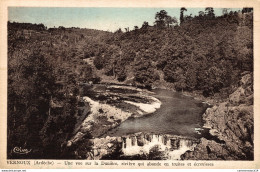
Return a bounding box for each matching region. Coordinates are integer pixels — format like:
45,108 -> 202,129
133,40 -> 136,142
7,7 -> 253,159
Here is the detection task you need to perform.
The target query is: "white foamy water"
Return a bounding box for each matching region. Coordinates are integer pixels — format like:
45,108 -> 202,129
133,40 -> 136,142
122,134 -> 196,160
124,97 -> 161,113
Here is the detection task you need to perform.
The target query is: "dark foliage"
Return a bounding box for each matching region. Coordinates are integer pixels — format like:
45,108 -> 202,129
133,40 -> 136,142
7,7 -> 253,159
94,8 -> 253,96
7,22 -> 111,158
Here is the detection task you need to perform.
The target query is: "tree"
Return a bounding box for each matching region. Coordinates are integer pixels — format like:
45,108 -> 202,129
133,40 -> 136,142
234,26 -> 253,71
203,66 -> 225,96
180,7 -> 187,24
93,56 -> 104,70
115,28 -> 123,34
141,21 -> 149,29
198,11 -> 204,17
134,58 -> 159,88
154,10 -> 168,28
8,52 -> 57,158
184,14 -> 193,22
154,10 -> 177,28
242,8 -> 253,14
185,60 -> 198,91
205,7 -> 215,18
165,16 -> 177,27
222,8 -> 230,17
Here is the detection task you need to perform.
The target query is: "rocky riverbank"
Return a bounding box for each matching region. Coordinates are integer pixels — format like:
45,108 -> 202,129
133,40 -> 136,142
67,84 -> 161,147
182,72 -> 253,160
68,73 -> 253,160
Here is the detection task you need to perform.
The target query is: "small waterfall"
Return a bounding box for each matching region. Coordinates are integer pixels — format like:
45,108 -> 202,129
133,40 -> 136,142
159,135 -> 163,143
166,139 -> 171,147
126,138 -> 132,147
133,137 -> 138,146
122,140 -> 125,148
122,134 -> 197,159
122,136 -> 141,155
168,139 -> 196,160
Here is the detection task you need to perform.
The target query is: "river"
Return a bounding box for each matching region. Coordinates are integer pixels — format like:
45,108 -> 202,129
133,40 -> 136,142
83,84 -> 210,159
101,86 -> 208,138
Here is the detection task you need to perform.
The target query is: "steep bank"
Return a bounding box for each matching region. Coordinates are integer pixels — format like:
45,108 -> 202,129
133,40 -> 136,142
182,72 -> 253,160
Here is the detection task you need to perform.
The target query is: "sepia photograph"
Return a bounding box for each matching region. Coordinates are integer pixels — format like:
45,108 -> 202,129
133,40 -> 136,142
1,0 -> 260,170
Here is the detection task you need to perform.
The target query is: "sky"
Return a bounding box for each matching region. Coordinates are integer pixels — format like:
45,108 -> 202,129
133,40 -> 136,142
8,7 -> 242,32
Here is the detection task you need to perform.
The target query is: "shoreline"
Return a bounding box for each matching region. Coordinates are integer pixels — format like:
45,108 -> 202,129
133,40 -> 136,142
84,82 -> 213,137
72,80 -> 249,160
68,85 -> 163,146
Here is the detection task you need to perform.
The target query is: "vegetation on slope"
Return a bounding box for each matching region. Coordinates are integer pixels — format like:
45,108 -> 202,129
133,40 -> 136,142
7,7 -> 253,159
93,8 -> 253,96
8,22 -> 111,158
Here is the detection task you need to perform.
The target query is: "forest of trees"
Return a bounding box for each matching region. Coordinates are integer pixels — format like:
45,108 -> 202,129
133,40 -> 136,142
94,7 -> 253,95
8,22 -> 111,158
7,7 -> 253,159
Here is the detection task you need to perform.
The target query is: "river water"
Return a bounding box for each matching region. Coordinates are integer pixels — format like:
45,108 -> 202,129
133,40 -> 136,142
105,87 -> 208,138
86,84 -> 210,159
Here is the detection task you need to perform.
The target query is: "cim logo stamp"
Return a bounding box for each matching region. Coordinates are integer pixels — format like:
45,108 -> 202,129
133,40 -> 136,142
13,147 -> 32,154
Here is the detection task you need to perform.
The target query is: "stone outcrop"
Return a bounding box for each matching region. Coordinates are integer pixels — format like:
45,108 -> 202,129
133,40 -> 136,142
67,96 -> 132,146
91,136 -> 122,160
182,73 -> 253,160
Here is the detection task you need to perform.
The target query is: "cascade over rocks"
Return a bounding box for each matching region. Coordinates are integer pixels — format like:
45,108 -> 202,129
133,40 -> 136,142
87,133 -> 198,160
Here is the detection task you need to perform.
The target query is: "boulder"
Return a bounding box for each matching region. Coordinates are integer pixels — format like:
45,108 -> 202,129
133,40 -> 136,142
107,143 -> 113,148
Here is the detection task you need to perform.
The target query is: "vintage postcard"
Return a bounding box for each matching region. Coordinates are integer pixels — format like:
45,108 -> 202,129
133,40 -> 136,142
0,0 -> 260,169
